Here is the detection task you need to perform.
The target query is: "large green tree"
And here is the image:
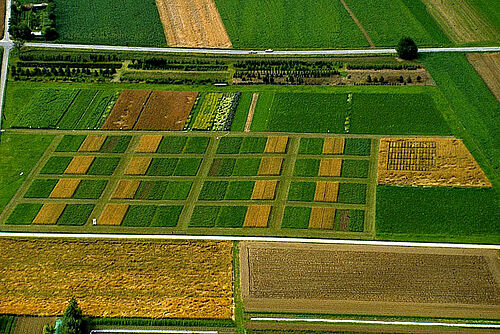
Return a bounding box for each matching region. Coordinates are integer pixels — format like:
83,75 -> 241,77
396,37 -> 418,60
60,298 -> 83,334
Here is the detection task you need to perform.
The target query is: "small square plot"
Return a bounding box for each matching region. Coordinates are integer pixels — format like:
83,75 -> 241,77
6,203 -> 43,225
40,157 -> 73,174
199,181 -> 228,201
335,209 -> 365,232
87,157 -> 120,176
233,158 -> 261,176
24,179 -> 58,198
184,137 -> 210,154
157,136 -> 187,154
73,180 -> 108,199
298,138 -> 323,155
146,158 -> 178,176
225,181 -> 255,200
217,137 -> 243,154
209,158 -> 236,176
216,206 -> 247,228
57,204 -> 94,226
55,135 -> 86,152
134,181 -> 168,200
344,138 -> 371,156
100,136 -> 131,153
174,158 -> 202,176
190,206 -> 220,227
337,183 -> 367,204
151,206 -> 183,227
121,205 -> 157,227
282,206 -> 311,229
293,159 -> 320,177
288,182 -> 316,202
163,181 -> 192,200
341,160 -> 369,178
240,137 -> 267,154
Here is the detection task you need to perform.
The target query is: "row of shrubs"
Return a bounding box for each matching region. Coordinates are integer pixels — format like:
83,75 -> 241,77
19,53 -> 121,63
234,59 -> 342,71
347,63 -> 421,70
129,58 -> 227,71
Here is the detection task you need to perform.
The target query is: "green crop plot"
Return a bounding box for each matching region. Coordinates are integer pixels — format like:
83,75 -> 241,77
54,0 -> 166,47
55,135 -> 86,152
298,138 -> 324,155
184,137 -> 210,154
199,181 -> 228,201
134,181 -> 167,200
24,179 -> 58,198
173,158 -> 202,176
282,206 -> 311,229
57,90 -> 98,129
122,205 -> 156,227
216,206 -> 247,228
151,206 -> 183,227
209,158 -> 236,176
217,137 -> 243,154
6,203 -> 42,225
225,181 -> 254,200
100,136 -> 131,153
344,138 -> 371,156
147,158 -> 178,176
57,204 -> 94,226
190,206 -> 220,227
294,159 -> 320,177
40,156 -> 72,174
350,93 -> 450,135
338,183 -> 367,204
232,158 -> 261,176
87,157 -> 120,176
73,180 -> 107,199
376,186 -> 500,242
240,137 -> 267,154
162,181 -> 192,200
288,182 -> 316,202
158,136 -> 188,154
215,0 -> 369,49
341,160 -> 369,178
231,92 -> 252,131
77,90 -> 117,129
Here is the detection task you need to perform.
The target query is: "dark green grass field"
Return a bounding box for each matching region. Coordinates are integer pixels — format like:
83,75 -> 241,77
100,136 -> 131,153
299,138 -> 324,155
55,135 -> 85,152
293,159 -> 320,177
282,206 -> 311,229
288,182 -> 316,201
57,204 -> 94,226
217,137 -> 243,154
341,160 -> 369,178
199,181 -> 229,201
24,179 -> 57,198
215,0 -> 369,49
173,158 -> 202,176
6,203 -> 42,225
216,206 -> 247,228
147,158 -> 178,176
151,206 -> 183,227
225,181 -> 254,200
344,138 -> 371,156
184,137 -> 210,154
232,158 -> 261,176
54,0 -> 166,47
87,157 -> 120,176
73,180 -> 107,199
376,186 -> 500,243
338,183 -> 367,204
40,156 -> 72,174
158,136 -> 187,154
163,181 -> 192,200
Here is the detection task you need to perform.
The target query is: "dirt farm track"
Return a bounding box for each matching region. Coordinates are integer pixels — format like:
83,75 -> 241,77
240,242 -> 500,318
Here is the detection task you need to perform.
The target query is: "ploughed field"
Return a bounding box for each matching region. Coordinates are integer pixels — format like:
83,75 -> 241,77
0,238 -> 233,318
240,242 -> 500,318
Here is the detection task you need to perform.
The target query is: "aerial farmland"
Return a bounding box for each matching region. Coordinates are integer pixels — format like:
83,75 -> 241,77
0,0 -> 499,333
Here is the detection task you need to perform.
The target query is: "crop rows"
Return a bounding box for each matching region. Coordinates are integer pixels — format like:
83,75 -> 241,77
190,93 -> 242,131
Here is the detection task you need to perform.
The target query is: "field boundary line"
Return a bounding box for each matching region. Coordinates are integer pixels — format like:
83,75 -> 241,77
0,232 -> 498,249
249,317 -> 500,329
244,93 -> 259,132
339,0 -> 375,48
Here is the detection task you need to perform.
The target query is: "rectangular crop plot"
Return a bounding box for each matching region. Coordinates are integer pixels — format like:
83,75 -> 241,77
122,205 -> 157,227
151,206 -> 183,227
49,178 -> 81,198
173,158 -> 202,176
57,204 -> 94,226
6,203 -> 42,225
146,158 -> 178,176
240,137 -> 267,154
288,182 -> 316,202
199,181 -> 228,201
217,137 -> 243,154
157,136 -> 187,154
309,207 -> 336,229
98,203 -> 129,225
78,135 -> 107,152
124,157 -> 153,175
225,181 -> 254,200
314,181 -> 339,202
216,206 -> 247,228
233,158 -> 261,176
134,91 -> 198,130
244,205 -> 271,227
163,181 -> 192,200
251,180 -> 278,200
281,206 -> 311,229
335,209 -> 364,232
40,156 -> 73,174
318,159 -> 342,177
102,90 -> 151,130
209,158 -> 235,176
240,242 -> 500,318
264,136 -> 288,153
190,206 -> 220,227
32,203 -> 66,225
112,180 -> 141,199
184,136 -> 210,154
341,159 -> 369,178
134,181 -> 168,200
293,159 -> 320,177
73,180 -> 107,199
344,138 -> 371,156
55,135 -> 85,152
338,183 -> 367,204
298,138 -> 324,155
322,137 -> 345,155
65,156 -> 95,175
100,136 -> 131,153
87,157 -> 120,176
136,135 -> 163,153
24,179 -> 58,198
258,157 -> 283,176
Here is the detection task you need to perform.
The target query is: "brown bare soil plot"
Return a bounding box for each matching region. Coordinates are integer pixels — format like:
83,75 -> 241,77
32,203 -> 66,225
64,156 -> 95,175
314,181 -> 339,202
134,91 -> 198,130
136,135 -> 163,153
467,53 -> 500,102
244,205 -> 271,227
421,0 -> 500,43
322,137 -> 345,155
264,136 -> 288,153
124,157 -> 153,175
112,180 -> 141,199
251,180 -> 278,200
258,157 -> 283,176
49,179 -> 81,198
318,158 -> 342,177
378,138 -> 492,187
244,93 -> 259,132
0,238 -> 233,318
155,0 -> 232,48
98,203 -> 129,225
240,242 -> 500,318
308,207 -> 335,229
78,135 -> 107,152
12,317 -> 57,334
102,90 -> 151,130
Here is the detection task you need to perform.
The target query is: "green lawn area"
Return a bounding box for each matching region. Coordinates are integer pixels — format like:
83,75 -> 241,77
0,134 -> 53,214
54,0 -> 166,47
376,186 -> 500,243
214,0 -> 369,49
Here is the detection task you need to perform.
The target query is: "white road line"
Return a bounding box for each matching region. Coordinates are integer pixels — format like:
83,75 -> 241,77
90,330 -> 218,333
250,317 -> 500,329
0,232 -> 498,249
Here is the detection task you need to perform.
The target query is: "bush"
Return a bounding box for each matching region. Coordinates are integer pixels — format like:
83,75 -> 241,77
396,37 -> 418,60
60,298 -> 82,334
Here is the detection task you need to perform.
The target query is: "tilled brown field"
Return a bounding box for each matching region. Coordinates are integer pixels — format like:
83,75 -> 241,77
155,0 -> 232,48
134,91 -> 198,130
378,138 -> 491,187
102,90 -> 151,130
240,242 -> 500,318
467,53 -> 500,102
0,238 -> 233,318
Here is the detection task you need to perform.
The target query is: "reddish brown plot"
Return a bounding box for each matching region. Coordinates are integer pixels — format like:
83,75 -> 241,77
244,205 -> 271,227
98,204 -> 129,225
112,180 -> 141,199
244,93 -> 259,132
251,180 -> 278,200
124,157 -> 152,175
32,203 -> 66,225
322,137 -> 345,155
136,135 -> 163,153
318,159 -> 342,177
314,181 -> 339,202
467,53 -> 500,102
0,0 -> 4,40
49,179 -> 81,198
258,157 -> 283,176
78,135 -> 107,152
102,90 -> 151,130
65,156 -> 95,174
155,0 -> 232,48
0,239 -> 233,318
134,91 -> 198,130
308,207 -> 336,229
264,136 -> 288,153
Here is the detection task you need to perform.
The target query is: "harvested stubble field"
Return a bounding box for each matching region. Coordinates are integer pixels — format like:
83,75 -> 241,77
155,0 -> 232,48
136,135 -> 163,153
377,138 -> 491,187
467,53 -> 500,102
0,239 -> 233,318
240,242 -> 500,318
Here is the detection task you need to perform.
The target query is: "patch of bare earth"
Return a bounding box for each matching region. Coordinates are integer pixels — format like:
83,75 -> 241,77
240,242 -> 500,318
155,0 -> 231,48
467,53 -> 500,102
377,138 -> 491,187
0,239 -> 233,318
12,317 -> 56,334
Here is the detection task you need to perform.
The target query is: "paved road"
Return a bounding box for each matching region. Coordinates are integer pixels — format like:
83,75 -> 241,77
0,0 -> 13,130
0,232 -> 499,249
